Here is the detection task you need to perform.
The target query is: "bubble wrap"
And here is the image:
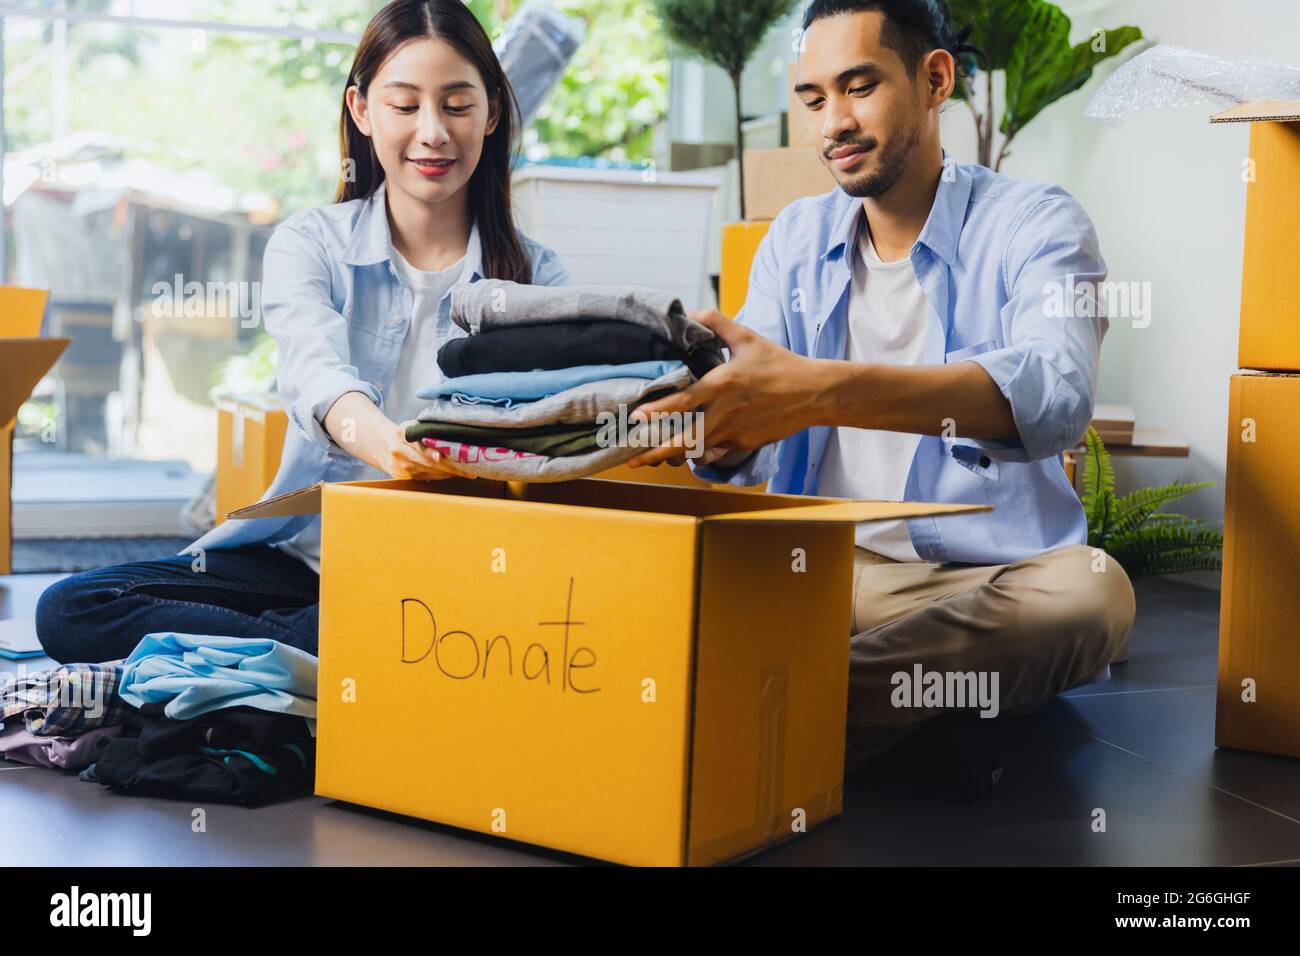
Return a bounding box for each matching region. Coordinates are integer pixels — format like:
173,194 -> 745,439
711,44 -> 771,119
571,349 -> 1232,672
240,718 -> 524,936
1085,44 -> 1300,125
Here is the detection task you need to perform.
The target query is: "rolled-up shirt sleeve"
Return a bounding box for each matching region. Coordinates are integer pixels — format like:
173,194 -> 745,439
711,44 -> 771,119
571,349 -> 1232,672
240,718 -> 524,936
263,221 -> 381,461
689,215 -> 789,487
964,195 -> 1108,463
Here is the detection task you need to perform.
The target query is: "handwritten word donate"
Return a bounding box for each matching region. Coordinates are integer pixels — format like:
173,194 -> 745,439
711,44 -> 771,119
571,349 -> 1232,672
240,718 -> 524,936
399,578 -> 600,693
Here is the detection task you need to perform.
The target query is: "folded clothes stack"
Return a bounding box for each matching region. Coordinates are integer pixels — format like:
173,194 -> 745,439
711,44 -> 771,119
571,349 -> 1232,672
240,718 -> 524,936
405,281 -> 724,481
0,633 -> 317,807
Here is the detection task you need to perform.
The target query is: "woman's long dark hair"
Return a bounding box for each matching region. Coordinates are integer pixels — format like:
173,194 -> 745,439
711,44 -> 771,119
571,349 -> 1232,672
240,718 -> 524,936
337,0 -> 531,284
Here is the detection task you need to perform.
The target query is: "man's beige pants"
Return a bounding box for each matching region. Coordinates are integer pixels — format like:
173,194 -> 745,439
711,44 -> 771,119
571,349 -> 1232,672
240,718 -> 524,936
845,543 -> 1136,773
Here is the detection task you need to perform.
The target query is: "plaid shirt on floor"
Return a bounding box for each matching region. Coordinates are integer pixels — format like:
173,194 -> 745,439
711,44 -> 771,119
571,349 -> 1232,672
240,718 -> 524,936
0,662 -> 133,737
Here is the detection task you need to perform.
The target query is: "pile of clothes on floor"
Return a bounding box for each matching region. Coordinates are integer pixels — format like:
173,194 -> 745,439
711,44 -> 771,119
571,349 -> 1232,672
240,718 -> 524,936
0,633 -> 316,807
406,280 -> 726,481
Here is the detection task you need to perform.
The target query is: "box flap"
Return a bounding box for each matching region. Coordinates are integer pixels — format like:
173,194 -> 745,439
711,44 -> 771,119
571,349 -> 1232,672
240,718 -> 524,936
701,500 -> 990,525
0,287 -> 50,338
225,477 -> 504,520
1210,100 -> 1300,124
0,338 -> 70,422
227,482 -> 324,519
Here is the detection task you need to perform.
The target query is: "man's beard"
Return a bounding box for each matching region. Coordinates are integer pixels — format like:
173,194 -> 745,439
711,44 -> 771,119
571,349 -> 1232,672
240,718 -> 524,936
833,124 -> 921,199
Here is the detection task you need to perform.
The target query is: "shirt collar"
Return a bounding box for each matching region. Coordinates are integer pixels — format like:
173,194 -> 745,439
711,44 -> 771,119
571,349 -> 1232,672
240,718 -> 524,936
821,149 -> 972,267
341,179 -> 485,280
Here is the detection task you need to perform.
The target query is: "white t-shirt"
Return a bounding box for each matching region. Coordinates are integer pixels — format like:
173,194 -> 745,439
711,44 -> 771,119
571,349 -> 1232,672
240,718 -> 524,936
273,248 -> 466,574
815,219 -> 929,562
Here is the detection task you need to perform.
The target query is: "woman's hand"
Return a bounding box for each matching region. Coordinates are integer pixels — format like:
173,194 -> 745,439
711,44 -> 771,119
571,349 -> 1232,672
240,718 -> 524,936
379,420 -> 477,480
323,391 -> 475,480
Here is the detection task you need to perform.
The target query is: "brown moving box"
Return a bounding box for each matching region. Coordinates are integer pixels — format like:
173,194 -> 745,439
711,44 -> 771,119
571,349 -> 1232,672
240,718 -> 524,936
742,148 -> 836,220
1091,403 -> 1135,446
1217,373 -> 1300,757
0,288 -> 69,575
1211,101 -> 1300,371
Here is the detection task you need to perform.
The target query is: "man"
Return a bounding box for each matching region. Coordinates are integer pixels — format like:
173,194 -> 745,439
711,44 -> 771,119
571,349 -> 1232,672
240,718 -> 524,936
627,0 -> 1135,769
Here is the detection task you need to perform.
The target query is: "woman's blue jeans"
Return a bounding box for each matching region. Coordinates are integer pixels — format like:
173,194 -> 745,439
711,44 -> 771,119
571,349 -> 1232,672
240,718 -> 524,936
34,544 -> 320,664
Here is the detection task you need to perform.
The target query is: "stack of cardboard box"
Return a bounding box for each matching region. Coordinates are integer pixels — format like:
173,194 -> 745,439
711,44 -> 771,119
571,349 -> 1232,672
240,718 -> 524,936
1090,404 -> 1136,447
232,475 -> 985,864
1211,100 -> 1300,758
0,288 -> 68,576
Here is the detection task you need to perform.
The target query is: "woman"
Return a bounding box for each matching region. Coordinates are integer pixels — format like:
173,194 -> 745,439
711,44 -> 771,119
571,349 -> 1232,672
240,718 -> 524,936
36,0 -> 570,663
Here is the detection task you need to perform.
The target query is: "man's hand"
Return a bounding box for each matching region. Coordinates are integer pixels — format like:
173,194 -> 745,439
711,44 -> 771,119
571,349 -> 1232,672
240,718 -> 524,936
626,310 -> 829,468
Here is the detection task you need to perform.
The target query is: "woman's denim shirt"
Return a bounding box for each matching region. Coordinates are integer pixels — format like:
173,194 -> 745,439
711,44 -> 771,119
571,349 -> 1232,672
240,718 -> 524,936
186,181 -> 571,556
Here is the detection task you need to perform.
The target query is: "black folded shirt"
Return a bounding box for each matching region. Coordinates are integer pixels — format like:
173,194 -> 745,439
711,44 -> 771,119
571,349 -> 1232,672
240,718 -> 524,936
437,319 -> 724,380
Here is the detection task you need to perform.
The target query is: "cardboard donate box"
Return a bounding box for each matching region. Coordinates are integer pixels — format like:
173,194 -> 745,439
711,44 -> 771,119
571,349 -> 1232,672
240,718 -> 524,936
231,477 -> 985,865
0,288 -> 69,575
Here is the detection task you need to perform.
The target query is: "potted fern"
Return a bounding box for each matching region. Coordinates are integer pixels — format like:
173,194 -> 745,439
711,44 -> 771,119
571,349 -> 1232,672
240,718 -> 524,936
1080,427 -> 1223,580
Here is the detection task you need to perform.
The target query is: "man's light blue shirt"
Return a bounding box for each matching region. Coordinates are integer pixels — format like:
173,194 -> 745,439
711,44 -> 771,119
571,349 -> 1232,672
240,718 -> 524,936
186,181 -> 570,556
692,158 -> 1110,566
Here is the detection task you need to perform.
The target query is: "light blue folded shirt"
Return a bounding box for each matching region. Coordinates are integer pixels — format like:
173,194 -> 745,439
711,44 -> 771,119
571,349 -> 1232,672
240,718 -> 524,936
417,360 -> 683,406
117,633 -> 318,722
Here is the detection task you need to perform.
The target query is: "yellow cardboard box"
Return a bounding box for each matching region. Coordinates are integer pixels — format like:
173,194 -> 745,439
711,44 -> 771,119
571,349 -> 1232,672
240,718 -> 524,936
1217,373 -> 1300,757
214,392 -> 289,525
232,477 -> 984,865
0,288 -> 68,575
742,148 -> 836,221
1211,101 -> 1300,371
720,220 -> 773,319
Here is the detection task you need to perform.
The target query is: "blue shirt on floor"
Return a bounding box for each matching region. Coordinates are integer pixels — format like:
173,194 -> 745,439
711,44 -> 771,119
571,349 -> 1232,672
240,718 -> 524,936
118,633 -> 318,721
692,156 -> 1110,566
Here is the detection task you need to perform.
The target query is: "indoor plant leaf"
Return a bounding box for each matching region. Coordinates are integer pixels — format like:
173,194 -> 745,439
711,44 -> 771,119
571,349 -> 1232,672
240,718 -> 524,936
1002,0 -> 1071,136
1002,21 -> 1143,135
949,0 -> 1036,71
1110,480 -> 1216,536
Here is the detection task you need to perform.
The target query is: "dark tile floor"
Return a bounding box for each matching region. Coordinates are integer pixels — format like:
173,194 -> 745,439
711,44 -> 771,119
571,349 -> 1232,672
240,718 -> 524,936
3,572 -> 1297,866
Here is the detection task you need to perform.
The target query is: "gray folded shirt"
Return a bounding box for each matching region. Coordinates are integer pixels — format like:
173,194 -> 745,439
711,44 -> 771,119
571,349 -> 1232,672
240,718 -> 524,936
449,280 -> 722,360
415,364 -> 694,429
